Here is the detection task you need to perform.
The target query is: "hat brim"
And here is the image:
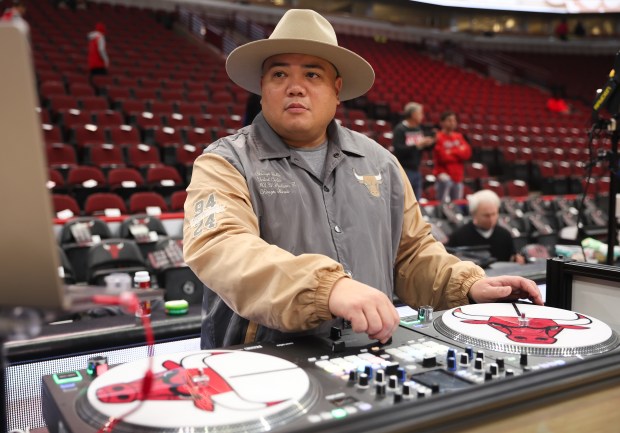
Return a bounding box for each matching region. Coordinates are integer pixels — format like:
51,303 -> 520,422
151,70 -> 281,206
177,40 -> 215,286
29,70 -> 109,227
226,39 -> 375,101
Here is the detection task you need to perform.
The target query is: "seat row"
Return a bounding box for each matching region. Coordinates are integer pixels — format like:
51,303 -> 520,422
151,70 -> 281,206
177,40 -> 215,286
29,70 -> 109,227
56,216 -> 203,305
52,190 -> 187,219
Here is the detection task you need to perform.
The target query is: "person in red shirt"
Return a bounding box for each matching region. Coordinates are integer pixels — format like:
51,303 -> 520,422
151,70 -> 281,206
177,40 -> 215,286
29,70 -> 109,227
554,17 -> 569,41
87,22 -> 109,80
433,111 -> 472,202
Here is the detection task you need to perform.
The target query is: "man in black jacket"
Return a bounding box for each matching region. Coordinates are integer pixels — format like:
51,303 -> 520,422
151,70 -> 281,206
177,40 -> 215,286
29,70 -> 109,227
449,189 -> 525,263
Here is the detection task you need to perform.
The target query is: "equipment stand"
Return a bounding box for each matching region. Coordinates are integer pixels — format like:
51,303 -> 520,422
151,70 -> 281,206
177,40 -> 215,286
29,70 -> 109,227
606,124 -> 619,265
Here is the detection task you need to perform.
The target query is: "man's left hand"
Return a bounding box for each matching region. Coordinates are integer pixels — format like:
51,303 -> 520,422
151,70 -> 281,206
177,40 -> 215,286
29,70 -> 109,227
469,276 -> 543,305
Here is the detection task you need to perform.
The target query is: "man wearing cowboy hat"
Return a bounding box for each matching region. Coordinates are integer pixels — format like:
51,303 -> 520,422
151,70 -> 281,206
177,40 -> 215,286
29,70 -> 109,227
183,9 -> 542,349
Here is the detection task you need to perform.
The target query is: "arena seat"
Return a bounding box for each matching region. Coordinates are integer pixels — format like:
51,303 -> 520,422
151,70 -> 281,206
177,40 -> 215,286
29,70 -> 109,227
46,143 -> 77,174
60,216 -> 113,283
52,193 -> 81,217
146,165 -> 184,198
83,192 -> 127,216
118,213 -> 169,257
86,239 -> 149,286
88,144 -> 127,171
128,191 -> 169,215
66,165 -> 108,207
147,238 -> 204,304
107,167 -> 147,200
170,190 -> 188,212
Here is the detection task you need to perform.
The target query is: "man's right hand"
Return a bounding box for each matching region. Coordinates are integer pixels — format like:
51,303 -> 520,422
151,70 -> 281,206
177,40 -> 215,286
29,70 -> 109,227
328,278 -> 400,343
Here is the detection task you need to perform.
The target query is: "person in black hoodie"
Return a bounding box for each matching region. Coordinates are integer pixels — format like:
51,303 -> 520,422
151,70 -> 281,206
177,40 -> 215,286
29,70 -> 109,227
392,102 -> 435,199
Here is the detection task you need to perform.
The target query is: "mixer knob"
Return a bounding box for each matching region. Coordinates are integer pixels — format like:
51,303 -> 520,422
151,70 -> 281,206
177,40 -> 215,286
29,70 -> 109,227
490,363 -> 499,378
402,382 -> 412,398
393,389 -> 403,404
475,350 -> 485,362
418,306 -> 434,322
520,352 -> 528,366
384,362 -> 400,376
447,348 -> 456,361
358,373 -> 369,388
505,369 -> 515,377
375,383 -> 386,397
465,347 -> 474,360
431,383 -> 440,394
376,369 -> 385,383
496,357 -> 505,371
484,371 -> 493,382
348,370 -> 357,383
447,356 -> 457,372
396,367 -> 406,382
474,358 -> 483,371
459,353 -> 470,367
364,365 -> 373,379
422,355 -> 437,368
388,375 -> 398,389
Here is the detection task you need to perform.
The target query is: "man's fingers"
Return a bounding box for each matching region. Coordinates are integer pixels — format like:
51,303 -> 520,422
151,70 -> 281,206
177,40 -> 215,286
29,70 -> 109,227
348,311 -> 369,335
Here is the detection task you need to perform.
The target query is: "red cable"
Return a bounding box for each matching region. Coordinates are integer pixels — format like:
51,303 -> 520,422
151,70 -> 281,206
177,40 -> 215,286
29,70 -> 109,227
90,293 -> 156,432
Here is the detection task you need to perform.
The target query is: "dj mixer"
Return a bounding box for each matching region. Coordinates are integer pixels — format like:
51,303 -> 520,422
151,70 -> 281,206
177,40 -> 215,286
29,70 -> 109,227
41,303 -> 620,433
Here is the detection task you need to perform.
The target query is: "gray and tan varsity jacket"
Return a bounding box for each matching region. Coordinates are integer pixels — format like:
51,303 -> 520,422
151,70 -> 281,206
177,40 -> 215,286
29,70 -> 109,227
183,113 -> 484,348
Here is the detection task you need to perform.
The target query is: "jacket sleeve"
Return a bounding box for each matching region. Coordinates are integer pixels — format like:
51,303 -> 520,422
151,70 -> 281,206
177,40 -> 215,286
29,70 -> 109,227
183,153 -> 348,332
393,166 -> 485,310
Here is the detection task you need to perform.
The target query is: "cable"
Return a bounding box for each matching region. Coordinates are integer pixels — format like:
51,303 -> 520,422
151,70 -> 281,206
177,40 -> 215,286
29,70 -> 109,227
87,292 -> 156,433
576,121 -> 607,261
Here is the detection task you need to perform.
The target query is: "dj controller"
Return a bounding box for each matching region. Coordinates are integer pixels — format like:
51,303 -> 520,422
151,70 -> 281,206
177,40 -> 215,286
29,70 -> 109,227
41,303 -> 620,433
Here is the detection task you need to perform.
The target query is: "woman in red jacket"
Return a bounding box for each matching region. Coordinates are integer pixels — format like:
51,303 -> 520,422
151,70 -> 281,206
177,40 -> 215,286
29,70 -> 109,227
433,111 -> 472,202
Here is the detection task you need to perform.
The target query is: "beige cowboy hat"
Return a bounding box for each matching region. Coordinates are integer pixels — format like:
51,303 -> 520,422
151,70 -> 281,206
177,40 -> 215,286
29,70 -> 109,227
226,9 -> 375,101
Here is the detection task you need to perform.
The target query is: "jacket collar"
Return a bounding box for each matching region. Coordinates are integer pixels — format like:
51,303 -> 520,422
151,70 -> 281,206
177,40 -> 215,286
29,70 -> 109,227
250,113 -> 365,160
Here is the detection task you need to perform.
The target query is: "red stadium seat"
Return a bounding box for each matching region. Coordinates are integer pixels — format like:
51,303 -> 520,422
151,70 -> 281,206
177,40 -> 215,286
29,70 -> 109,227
108,125 -> 141,146
170,190 -> 187,212
129,191 -> 169,214
71,125 -> 107,148
52,194 -> 81,216
48,168 -> 66,193
146,165 -> 184,198
88,144 -> 127,170
84,192 -> 128,216
107,167 -> 146,200
46,143 -> 77,172
126,145 -> 162,170
93,110 -> 125,128
66,165 -> 108,206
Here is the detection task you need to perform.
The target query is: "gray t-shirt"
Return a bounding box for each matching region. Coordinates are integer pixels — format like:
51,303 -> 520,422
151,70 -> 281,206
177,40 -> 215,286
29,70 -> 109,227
291,140 -> 328,180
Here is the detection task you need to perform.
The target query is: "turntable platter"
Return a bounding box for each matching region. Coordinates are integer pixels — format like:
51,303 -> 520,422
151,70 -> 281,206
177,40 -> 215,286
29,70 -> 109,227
77,350 -> 318,433
435,303 -> 619,356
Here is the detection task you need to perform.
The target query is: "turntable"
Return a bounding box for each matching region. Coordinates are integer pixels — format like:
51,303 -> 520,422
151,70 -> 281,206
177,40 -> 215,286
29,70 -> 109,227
433,303 -> 619,357
41,304 -> 620,433
48,350 -> 319,433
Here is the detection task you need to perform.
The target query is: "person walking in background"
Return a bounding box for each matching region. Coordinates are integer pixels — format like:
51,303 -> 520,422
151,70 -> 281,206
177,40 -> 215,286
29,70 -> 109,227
392,102 -> 435,199
88,22 -> 109,81
433,110 -> 471,202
